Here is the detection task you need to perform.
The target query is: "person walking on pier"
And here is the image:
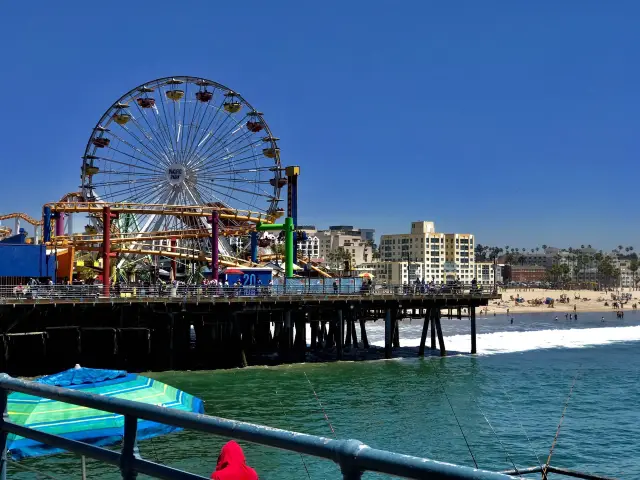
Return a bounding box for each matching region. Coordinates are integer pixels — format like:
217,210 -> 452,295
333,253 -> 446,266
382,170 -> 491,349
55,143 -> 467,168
211,440 -> 258,480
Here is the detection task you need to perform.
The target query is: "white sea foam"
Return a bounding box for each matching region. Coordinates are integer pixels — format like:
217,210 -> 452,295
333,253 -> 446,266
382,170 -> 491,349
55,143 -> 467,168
371,326 -> 640,355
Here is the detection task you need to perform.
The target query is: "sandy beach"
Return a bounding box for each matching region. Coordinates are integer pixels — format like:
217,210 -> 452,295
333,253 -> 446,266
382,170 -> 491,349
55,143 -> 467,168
476,288 -> 639,315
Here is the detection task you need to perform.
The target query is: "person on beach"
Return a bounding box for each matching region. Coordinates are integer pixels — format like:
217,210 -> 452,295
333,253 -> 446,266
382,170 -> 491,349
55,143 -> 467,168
555,316 -> 558,321
574,313 -> 578,320
211,440 -> 258,480
510,318 -> 513,324
601,316 -> 605,322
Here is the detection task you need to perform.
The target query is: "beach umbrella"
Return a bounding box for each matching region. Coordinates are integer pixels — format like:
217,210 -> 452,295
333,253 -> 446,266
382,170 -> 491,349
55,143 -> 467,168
224,268 -> 244,275
7,365 -> 204,460
358,272 -> 374,278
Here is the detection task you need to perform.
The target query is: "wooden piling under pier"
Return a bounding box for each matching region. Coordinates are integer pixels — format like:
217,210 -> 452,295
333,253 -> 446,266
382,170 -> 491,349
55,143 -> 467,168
0,293 -> 495,376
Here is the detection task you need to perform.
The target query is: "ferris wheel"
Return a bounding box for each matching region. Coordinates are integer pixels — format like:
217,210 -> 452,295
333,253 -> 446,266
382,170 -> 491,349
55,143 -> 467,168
81,76 -> 285,265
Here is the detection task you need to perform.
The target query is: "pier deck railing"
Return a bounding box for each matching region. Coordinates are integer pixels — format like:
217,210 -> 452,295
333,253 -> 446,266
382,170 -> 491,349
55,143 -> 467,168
0,373 -> 515,480
0,283 -> 498,304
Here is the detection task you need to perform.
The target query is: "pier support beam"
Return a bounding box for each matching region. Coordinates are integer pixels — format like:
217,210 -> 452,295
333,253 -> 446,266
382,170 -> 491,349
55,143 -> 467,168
282,310 -> 292,360
385,308 -> 392,359
310,321 -> 318,349
350,314 -> 358,348
434,309 -> 446,356
430,309 -> 436,349
337,310 -> 344,360
344,317 -> 352,347
393,310 -> 400,348
418,308 -> 431,357
359,317 -> 369,349
470,305 -> 477,354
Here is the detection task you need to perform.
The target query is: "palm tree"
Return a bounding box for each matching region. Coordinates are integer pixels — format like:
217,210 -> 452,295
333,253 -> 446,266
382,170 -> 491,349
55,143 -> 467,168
618,245 -> 624,252
542,244 -> 548,251
587,244 -> 592,249
581,244 -> 585,249
535,247 -> 540,253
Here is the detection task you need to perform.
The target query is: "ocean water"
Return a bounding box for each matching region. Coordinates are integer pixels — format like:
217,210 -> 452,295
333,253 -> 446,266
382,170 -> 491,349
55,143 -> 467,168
9,310 -> 640,479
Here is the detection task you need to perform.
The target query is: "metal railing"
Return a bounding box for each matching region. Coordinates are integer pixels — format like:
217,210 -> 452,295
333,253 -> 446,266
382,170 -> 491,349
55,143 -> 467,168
0,373 -> 515,480
0,283 -> 497,304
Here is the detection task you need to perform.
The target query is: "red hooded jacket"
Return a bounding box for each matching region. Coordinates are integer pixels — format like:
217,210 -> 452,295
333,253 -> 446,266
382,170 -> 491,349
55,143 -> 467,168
211,440 -> 258,480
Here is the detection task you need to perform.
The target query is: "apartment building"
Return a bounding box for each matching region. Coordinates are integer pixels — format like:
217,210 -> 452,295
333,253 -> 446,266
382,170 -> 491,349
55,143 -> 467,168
257,225 -> 321,259
474,262 -> 495,286
380,221 -> 475,284
317,226 -> 374,267
359,261 -> 423,285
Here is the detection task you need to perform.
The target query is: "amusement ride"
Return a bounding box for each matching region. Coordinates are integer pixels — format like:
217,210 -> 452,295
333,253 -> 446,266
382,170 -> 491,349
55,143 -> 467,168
0,76 -> 328,284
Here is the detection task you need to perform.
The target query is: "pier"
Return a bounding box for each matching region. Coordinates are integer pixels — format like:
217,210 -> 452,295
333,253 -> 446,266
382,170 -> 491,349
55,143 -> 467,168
0,285 -> 498,376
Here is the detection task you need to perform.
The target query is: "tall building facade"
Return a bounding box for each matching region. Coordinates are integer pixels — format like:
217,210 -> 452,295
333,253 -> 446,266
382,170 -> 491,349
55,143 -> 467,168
317,226 -> 373,267
380,221 -> 475,284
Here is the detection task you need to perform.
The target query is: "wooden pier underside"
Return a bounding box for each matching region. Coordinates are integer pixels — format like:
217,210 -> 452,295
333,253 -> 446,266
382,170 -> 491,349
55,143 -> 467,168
0,293 -> 498,376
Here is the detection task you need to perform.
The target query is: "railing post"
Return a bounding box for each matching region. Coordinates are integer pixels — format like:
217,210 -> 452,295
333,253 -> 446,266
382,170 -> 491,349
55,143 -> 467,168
341,465 -> 363,480
120,415 -> 140,479
0,388 -> 7,480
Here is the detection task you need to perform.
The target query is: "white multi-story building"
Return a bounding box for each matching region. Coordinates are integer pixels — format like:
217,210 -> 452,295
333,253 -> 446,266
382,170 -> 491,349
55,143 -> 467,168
359,261 -> 422,285
317,226 -> 373,268
297,226 -> 320,259
474,262 -> 495,286
379,221 -> 475,284
257,226 -> 321,260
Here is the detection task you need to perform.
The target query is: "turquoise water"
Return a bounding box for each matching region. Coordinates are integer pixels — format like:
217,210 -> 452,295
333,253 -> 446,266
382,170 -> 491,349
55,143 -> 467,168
9,311 -> 640,479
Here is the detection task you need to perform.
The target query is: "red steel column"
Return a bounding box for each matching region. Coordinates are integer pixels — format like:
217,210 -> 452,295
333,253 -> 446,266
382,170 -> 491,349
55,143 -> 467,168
211,212 -> 219,282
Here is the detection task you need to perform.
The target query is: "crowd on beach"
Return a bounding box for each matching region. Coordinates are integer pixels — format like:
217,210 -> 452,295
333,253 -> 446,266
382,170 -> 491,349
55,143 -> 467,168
479,287 -> 639,316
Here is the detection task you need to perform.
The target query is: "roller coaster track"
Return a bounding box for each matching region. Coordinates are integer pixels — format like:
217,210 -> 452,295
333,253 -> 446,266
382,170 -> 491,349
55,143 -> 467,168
0,212 -> 42,226
48,226 -> 255,247
45,202 -> 277,224
77,244 -> 256,267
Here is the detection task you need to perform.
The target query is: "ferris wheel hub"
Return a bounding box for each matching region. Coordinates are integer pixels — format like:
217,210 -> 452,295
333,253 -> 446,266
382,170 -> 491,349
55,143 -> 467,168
166,164 -> 187,186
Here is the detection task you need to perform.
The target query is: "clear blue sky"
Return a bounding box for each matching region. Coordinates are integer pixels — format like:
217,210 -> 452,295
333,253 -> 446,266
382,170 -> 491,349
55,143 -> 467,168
0,1 -> 638,250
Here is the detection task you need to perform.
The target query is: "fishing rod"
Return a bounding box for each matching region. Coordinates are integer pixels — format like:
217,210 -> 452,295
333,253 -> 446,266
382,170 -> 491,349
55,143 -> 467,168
471,396 -> 521,477
304,371 -> 337,438
275,388 -> 312,480
542,367 -> 582,480
432,363 -> 479,469
499,382 -> 544,471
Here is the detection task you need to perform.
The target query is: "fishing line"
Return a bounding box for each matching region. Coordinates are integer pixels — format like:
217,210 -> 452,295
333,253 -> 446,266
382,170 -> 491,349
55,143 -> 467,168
471,396 -> 521,477
275,389 -> 312,480
543,367 -> 581,480
499,383 -> 544,471
432,364 -> 479,469
9,458 -> 65,480
303,372 -> 336,438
